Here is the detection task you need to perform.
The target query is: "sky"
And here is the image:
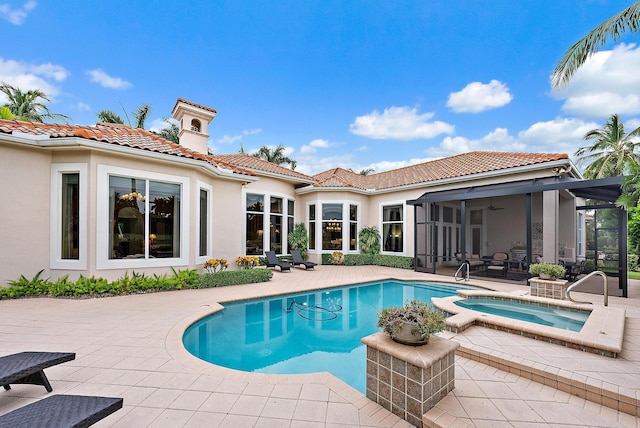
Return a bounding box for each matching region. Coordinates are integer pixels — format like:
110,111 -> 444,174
2,1 -> 639,176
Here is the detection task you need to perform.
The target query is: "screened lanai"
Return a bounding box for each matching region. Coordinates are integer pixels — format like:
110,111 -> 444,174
407,176 -> 629,297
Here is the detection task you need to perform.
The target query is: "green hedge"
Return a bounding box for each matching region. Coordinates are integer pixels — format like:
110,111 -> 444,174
200,269 -> 273,287
0,267 -> 272,300
321,253 -> 414,269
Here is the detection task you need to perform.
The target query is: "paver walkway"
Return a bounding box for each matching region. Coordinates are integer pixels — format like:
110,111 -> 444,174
0,266 -> 637,427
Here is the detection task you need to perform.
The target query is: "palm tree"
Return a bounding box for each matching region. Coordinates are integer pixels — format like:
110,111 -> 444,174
97,103 -> 151,129
152,118 -> 179,144
0,82 -> 70,123
552,2 -> 640,88
575,114 -> 640,179
251,144 -> 297,169
0,106 -> 14,120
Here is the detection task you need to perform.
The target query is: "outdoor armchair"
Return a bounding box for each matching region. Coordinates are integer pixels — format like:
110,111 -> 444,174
264,251 -> 292,272
290,250 -> 317,270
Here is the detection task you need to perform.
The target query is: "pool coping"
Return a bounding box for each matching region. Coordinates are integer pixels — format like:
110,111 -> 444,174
432,289 -> 625,358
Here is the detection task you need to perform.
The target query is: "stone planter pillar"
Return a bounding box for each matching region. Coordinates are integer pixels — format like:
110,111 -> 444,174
529,277 -> 569,299
361,332 -> 459,428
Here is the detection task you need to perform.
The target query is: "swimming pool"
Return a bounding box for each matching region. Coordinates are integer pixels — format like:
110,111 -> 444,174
182,280 -> 467,393
453,297 -> 589,332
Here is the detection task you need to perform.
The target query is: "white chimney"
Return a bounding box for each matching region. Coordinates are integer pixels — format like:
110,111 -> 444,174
171,98 -> 217,155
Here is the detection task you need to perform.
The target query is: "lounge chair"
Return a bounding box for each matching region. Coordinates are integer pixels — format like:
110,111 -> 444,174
290,250 -> 317,270
1,351 -> 75,393
0,394 -> 123,427
264,251 -> 292,272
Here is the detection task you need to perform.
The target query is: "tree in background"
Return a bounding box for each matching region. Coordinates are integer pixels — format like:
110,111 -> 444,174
0,106 -> 14,120
153,118 -> 179,144
552,2 -> 640,88
575,113 -> 640,179
0,82 -> 70,123
97,103 -> 152,129
251,144 -> 297,169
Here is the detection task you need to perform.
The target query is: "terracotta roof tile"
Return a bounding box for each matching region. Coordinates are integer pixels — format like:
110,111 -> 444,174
173,98 -> 218,114
214,154 -> 314,182
0,119 -> 250,176
313,152 -> 569,191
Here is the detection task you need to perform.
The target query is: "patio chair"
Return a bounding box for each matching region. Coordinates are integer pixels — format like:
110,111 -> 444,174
0,394 -> 123,427
486,252 -> 509,277
1,351 -> 76,393
264,251 -> 292,272
290,250 -> 317,270
564,260 -> 586,281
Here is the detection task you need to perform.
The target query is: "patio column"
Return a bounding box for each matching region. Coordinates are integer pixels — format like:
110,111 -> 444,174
542,190 -> 559,263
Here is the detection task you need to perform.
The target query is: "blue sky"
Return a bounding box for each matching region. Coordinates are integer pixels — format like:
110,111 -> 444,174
2,1 -> 639,175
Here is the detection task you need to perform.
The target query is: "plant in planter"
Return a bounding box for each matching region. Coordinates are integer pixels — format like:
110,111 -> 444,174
528,262 -> 566,280
376,299 -> 446,345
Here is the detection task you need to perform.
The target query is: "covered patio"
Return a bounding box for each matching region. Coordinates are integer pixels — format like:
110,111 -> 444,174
407,176 -> 629,297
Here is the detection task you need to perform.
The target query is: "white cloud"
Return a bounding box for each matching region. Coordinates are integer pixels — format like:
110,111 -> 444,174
553,44 -> 640,117
447,80 -> 513,113
149,117 -> 178,133
217,128 -> 262,144
430,128 -> 521,157
517,117 -> 599,156
349,106 -> 454,140
0,57 -> 68,101
86,69 -> 132,89
76,102 -> 91,111
0,1 -> 36,25
299,138 -> 332,155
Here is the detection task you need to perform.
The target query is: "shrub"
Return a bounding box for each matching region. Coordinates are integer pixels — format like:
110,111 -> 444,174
236,256 -> 259,269
288,222 -> 309,259
330,251 -> 344,265
359,226 -> 381,255
376,299 -> 445,343
202,258 -> 229,273
200,269 -> 273,287
528,262 -> 566,279
629,254 -> 639,272
343,254 -> 413,269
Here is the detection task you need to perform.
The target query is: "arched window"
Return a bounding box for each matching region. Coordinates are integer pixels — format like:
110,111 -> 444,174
190,119 -> 201,132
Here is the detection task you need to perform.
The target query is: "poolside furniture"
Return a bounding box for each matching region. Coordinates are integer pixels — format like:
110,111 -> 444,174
486,252 -> 509,277
290,250 -> 317,270
454,252 -> 483,270
0,394 -> 123,427
563,260 -> 586,281
265,251 -> 292,272
1,351 -> 75,393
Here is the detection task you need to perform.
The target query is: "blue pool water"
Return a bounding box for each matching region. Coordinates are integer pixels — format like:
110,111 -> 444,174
454,298 -> 589,332
183,280 -> 466,393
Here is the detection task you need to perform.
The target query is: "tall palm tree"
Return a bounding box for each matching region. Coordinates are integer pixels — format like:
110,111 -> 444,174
552,2 -> 640,88
575,114 -> 640,179
152,118 -> 179,144
97,103 -> 151,129
251,144 -> 297,169
0,82 -> 70,123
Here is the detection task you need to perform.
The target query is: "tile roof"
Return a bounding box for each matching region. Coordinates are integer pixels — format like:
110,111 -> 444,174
172,98 -> 218,114
0,119 -> 253,177
214,154 -> 315,182
312,152 -> 569,191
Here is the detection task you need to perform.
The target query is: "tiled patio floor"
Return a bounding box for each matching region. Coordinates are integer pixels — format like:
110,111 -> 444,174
0,266 -> 638,427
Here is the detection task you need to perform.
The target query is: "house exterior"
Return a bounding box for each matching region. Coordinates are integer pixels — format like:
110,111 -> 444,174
0,98 -> 588,286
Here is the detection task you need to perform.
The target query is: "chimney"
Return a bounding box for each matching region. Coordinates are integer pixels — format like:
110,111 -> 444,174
171,98 -> 217,155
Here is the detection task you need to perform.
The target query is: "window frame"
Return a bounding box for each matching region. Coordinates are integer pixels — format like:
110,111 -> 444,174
380,201 -> 405,255
50,163 -> 88,270
243,189 -> 294,256
196,180 -> 213,264
96,165 -> 190,269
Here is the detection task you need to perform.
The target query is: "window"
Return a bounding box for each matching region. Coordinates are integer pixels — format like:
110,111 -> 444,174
51,164 -> 87,269
109,177 -> 181,259
246,193 -> 264,255
382,204 -> 403,253
198,182 -> 212,259
287,200 -> 295,254
577,212 -> 584,256
308,204 -> 316,250
191,119 -> 201,132
96,165 -> 189,269
322,203 -> 343,251
270,196 -> 283,253
349,204 -> 358,251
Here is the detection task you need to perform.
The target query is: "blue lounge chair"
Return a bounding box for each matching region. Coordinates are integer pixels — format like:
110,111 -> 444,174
1,351 -> 75,393
264,251 -> 292,272
0,394 -> 123,427
291,250 -> 317,270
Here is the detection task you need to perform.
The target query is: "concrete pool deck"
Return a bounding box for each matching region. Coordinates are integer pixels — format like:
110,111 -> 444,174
0,266 -> 638,427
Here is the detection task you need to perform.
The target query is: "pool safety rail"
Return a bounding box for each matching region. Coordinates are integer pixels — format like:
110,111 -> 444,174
285,298 -> 343,321
566,270 -> 609,307
454,262 -> 469,282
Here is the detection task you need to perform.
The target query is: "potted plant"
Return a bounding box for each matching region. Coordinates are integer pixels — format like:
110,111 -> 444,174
528,262 -> 566,280
376,300 -> 446,346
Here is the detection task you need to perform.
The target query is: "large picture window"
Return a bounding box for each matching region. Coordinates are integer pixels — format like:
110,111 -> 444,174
322,203 -> 343,251
308,204 -> 316,250
109,176 -> 181,259
61,173 -> 80,260
270,196 -> 283,253
382,204 -> 403,253
198,186 -> 210,258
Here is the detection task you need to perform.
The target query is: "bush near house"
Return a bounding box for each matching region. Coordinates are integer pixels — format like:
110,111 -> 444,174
0,267 -> 273,300
321,253 -> 414,269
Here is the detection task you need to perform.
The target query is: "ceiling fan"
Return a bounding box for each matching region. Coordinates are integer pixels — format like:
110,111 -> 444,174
486,198 -> 504,211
